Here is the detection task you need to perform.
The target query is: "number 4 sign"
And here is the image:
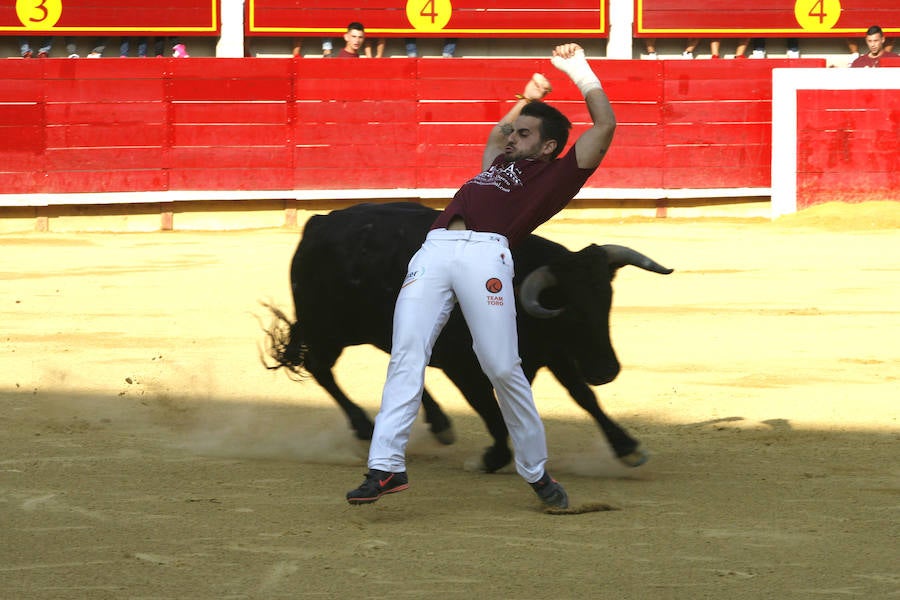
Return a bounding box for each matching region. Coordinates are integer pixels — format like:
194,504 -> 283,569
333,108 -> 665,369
407,0 -> 452,31
795,0 -> 841,31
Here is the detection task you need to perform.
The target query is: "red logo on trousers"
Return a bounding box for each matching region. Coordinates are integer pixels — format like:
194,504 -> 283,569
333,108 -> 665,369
485,278 -> 503,293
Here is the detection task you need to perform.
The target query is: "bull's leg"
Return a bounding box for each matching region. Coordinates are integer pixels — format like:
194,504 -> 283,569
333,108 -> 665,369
421,388 -> 455,444
305,352 -> 375,441
547,358 -> 646,466
442,363 -> 512,473
308,347 -> 453,445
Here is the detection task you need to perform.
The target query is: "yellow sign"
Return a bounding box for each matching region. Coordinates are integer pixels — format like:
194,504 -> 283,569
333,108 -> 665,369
16,0 -> 63,29
794,0 -> 841,32
406,0 -> 452,32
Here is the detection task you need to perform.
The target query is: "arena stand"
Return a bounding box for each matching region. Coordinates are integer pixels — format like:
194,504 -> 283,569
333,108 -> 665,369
0,0 -> 897,231
0,57 -> 831,231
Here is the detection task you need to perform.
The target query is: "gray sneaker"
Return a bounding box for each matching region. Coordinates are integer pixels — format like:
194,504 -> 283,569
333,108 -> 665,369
530,472 -> 569,508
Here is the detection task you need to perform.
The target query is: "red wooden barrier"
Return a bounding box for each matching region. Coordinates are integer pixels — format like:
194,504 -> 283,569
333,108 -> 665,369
797,88 -> 900,207
0,57 -> 825,199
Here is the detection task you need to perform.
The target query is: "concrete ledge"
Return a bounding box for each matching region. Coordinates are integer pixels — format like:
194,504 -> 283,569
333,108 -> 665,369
0,187 -> 772,207
0,194 -> 771,233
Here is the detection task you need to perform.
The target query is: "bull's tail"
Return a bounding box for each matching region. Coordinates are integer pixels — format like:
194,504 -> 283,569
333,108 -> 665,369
260,302 -> 310,381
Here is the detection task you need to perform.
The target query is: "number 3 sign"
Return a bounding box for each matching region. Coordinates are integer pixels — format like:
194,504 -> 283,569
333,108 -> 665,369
16,0 -> 63,28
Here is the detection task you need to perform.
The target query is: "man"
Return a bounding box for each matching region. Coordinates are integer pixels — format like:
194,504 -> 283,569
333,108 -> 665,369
346,43 -> 617,509
851,25 -> 898,68
336,22 -> 365,58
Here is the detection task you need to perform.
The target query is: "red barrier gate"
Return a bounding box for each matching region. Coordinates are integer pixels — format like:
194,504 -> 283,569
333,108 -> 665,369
0,57 -> 825,199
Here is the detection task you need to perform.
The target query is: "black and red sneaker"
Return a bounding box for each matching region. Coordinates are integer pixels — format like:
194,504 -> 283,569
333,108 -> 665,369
530,471 -> 569,508
346,470 -> 409,505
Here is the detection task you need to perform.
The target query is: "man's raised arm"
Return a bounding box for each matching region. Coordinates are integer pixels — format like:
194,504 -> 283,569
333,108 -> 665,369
551,43 -> 617,170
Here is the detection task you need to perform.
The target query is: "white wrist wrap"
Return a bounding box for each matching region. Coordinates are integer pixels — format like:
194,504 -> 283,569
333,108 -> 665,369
551,49 -> 602,97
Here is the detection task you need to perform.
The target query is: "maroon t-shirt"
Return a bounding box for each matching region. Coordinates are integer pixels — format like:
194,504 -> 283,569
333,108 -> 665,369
850,51 -> 899,68
336,49 -> 359,58
430,147 -> 596,248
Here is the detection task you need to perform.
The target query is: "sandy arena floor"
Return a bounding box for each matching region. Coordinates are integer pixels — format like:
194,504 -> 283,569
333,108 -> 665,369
1,202 -> 898,599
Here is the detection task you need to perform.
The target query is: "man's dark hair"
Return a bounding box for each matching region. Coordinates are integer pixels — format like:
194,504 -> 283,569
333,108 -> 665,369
347,22 -> 365,32
521,101 -> 572,160
866,25 -> 884,36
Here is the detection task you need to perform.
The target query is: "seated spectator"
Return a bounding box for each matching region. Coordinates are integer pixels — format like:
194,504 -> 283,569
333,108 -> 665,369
851,25 -> 898,68
846,37 -> 860,63
61,37 -> 111,58
18,37 -> 52,58
364,37 -> 386,58
87,38 -> 109,58
404,38 -> 457,58
734,38 -> 798,59
683,39 -> 722,59
150,38 -> 188,58
293,37 -> 336,58
749,38 -> 767,58
120,37 -> 149,58
786,38 -> 800,59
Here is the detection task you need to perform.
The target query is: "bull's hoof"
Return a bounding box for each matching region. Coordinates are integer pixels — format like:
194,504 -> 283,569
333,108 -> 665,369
617,447 -> 649,467
481,446 -> 513,473
430,424 -> 456,445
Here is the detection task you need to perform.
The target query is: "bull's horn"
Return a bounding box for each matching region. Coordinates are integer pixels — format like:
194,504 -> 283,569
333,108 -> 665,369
602,244 -> 673,274
519,266 -> 563,318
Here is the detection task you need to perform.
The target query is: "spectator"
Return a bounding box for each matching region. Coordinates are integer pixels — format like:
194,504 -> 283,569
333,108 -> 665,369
846,35 -> 893,66
404,38 -> 457,58
294,37 -> 338,58
749,38 -> 767,58
147,38 -> 188,58
846,38 -> 860,64
786,38 -> 800,58
171,40 -> 189,58
87,38 -> 109,58
735,38 -> 798,59
683,39 -> 722,59
642,38 -> 657,59
364,37 -> 386,58
61,37 -> 110,58
850,25 -> 899,68
120,37 -> 149,58
336,22 -> 365,58
19,37 -> 53,58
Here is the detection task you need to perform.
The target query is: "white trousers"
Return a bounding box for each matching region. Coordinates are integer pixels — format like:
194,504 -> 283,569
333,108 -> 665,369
368,229 -> 548,483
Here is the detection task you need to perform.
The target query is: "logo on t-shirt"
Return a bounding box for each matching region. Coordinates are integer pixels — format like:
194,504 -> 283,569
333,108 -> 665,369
469,162 -> 523,192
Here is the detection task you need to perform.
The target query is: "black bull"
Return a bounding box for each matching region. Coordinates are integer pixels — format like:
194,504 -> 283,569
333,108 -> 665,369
264,202 -> 673,472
